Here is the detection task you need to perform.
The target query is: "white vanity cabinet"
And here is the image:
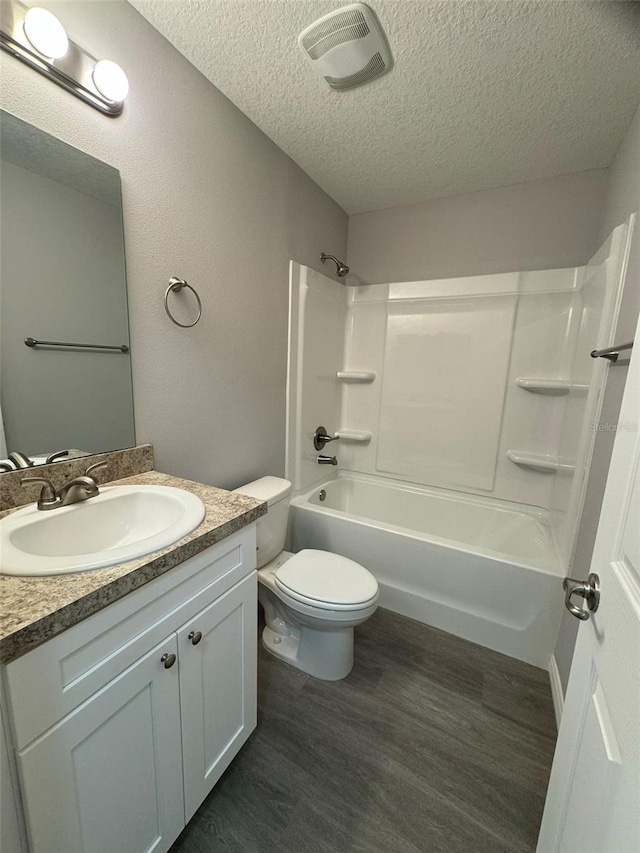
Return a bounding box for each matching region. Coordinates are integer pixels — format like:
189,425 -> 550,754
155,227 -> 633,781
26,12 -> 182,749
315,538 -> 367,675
2,526 -> 258,853
17,634 -> 185,853
178,575 -> 257,822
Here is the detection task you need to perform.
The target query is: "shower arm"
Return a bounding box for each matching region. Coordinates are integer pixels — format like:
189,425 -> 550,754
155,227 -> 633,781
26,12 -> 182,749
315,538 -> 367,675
320,252 -> 350,278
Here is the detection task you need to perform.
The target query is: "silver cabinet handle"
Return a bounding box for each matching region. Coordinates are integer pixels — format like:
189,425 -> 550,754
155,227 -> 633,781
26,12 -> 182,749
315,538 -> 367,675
563,574 -> 600,621
188,630 -> 202,646
161,653 -> 177,669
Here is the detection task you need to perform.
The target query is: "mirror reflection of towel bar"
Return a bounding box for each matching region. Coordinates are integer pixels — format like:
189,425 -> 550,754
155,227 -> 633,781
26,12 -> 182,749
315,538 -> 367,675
590,341 -> 633,363
24,337 -> 130,353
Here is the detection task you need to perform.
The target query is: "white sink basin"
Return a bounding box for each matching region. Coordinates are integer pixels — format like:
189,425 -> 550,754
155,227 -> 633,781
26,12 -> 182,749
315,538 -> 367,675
1,486 -> 206,576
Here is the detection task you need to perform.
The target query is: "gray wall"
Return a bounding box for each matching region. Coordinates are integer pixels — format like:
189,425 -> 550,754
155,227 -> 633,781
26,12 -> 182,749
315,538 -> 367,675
347,170 -> 608,284
0,0 -> 347,488
554,104 -> 640,693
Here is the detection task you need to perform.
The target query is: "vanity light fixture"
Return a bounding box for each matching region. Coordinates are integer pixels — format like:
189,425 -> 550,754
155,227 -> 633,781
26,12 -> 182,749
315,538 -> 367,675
23,7 -> 68,59
0,0 -> 129,116
92,59 -> 129,103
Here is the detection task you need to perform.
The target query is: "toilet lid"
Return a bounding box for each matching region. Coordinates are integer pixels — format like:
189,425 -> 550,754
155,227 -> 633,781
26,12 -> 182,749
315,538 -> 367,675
274,550 -> 378,607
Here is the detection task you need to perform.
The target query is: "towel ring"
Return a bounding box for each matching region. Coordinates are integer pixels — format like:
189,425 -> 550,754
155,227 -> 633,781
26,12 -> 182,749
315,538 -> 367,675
164,277 -> 202,328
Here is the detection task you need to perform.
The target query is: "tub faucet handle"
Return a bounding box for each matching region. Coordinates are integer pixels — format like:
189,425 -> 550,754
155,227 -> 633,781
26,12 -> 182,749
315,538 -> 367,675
317,455 -> 338,466
314,426 -> 340,451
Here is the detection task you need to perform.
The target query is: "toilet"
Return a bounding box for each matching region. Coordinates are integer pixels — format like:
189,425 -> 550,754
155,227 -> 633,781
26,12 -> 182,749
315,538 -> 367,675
234,476 -> 379,680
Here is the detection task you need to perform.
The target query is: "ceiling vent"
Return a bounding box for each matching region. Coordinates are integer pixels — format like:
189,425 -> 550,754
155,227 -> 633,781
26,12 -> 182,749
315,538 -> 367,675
298,3 -> 393,92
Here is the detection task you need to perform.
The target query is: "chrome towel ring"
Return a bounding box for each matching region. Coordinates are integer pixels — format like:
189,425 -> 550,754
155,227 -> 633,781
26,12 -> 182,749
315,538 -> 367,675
164,277 -> 202,328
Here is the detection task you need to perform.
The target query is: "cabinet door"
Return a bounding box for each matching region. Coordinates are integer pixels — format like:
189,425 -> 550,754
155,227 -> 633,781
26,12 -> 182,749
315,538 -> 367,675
179,572 -> 257,821
18,636 -> 184,853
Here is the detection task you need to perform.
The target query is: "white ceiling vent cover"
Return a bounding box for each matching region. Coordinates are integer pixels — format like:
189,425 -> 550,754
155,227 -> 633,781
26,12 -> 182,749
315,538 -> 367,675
298,3 -> 393,92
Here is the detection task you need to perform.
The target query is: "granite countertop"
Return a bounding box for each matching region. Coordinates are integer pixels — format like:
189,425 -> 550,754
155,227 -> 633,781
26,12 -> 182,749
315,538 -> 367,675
0,470 -> 267,664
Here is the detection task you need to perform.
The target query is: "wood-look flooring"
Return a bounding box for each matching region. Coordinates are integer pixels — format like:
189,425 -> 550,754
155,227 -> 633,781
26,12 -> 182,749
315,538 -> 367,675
170,608 -> 557,853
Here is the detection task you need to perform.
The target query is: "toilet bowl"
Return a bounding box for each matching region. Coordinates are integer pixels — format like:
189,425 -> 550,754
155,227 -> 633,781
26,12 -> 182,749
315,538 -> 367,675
234,477 -> 379,680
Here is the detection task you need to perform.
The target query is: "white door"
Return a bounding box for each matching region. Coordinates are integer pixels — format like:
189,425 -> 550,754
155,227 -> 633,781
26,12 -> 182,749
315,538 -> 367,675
537,317 -> 640,852
18,636 -> 184,853
179,572 -> 257,821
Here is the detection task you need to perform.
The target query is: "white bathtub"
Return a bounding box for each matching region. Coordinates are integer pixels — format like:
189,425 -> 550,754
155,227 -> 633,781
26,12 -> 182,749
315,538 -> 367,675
289,472 -> 565,668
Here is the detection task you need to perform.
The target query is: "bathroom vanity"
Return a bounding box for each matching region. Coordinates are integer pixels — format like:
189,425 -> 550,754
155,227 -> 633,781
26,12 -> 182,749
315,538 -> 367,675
0,467 -> 266,853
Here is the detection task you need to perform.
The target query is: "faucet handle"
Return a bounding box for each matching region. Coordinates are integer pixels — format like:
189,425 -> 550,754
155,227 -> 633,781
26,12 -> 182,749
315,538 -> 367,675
85,461 -> 107,480
45,449 -> 70,464
20,477 -> 58,507
313,426 -> 340,451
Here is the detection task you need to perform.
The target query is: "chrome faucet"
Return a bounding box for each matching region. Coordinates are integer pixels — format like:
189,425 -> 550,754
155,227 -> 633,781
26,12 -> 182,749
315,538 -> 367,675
21,462 -> 108,511
57,474 -> 101,507
317,455 -> 338,466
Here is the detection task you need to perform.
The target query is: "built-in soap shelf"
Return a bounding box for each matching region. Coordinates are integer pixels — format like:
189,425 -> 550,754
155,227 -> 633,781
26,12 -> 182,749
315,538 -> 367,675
336,429 -> 372,443
336,371 -> 377,383
507,450 -> 575,474
516,377 -> 590,396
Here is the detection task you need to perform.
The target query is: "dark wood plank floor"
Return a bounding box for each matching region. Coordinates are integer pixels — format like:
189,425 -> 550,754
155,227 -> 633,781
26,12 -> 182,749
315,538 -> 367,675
170,608 -> 557,853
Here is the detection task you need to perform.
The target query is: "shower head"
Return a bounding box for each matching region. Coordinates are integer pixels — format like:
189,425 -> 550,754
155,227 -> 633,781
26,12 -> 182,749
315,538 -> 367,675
321,252 -> 350,278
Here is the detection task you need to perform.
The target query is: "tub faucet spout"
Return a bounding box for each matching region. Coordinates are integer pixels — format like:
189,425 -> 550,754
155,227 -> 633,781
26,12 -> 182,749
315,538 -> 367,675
317,455 -> 338,466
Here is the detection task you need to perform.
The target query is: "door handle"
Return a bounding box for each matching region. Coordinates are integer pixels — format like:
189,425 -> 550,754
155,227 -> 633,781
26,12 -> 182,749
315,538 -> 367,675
563,573 -> 600,621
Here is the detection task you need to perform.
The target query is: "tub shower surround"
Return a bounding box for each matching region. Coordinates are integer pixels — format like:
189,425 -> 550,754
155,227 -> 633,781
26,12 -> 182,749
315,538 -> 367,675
286,218 -> 633,665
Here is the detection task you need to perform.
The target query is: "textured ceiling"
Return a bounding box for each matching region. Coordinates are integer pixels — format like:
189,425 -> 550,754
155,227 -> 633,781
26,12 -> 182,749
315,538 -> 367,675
130,0 -> 640,214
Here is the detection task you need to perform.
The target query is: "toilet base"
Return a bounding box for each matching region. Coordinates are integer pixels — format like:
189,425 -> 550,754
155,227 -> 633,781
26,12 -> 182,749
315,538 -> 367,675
261,622 -> 354,681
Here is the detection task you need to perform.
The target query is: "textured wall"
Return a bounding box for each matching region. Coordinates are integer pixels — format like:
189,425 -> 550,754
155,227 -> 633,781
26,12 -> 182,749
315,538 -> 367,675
554,104 -> 640,694
0,1 -> 347,488
347,170 -> 608,284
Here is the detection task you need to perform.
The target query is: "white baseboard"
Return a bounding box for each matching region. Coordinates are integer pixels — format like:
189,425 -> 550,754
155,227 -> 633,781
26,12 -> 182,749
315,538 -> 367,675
548,654 -> 564,729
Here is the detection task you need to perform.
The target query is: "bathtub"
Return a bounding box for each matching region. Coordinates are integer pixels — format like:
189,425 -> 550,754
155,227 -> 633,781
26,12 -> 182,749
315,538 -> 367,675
289,472 -> 565,668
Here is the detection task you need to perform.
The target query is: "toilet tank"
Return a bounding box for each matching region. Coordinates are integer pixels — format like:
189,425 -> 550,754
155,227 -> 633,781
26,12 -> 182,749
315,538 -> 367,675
233,476 -> 292,568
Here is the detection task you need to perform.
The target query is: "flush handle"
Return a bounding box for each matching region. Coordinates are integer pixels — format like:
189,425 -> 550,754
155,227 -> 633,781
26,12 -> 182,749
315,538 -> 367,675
188,630 -> 202,646
161,653 -> 177,669
563,573 -> 600,621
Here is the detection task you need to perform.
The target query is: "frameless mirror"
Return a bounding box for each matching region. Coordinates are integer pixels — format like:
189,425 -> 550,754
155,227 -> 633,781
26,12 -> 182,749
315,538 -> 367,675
0,110 -> 135,471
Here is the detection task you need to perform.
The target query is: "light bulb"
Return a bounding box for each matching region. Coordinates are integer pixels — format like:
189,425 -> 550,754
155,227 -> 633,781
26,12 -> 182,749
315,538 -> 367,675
23,7 -> 68,60
92,60 -> 129,103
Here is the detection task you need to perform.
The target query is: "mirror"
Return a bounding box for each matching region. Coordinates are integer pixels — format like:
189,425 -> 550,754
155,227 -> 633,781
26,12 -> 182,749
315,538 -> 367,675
0,110 -> 135,471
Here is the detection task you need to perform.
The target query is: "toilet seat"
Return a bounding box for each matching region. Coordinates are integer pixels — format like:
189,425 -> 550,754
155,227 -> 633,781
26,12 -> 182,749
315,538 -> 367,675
274,549 -> 379,611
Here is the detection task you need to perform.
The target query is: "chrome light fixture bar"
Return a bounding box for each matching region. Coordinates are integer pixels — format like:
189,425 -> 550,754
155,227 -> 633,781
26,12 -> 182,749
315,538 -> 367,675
0,0 -> 128,117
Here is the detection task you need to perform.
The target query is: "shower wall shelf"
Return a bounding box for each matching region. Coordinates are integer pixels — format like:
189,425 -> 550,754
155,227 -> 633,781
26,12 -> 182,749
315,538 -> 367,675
516,378 -> 590,396
507,450 -> 575,474
336,371 -> 377,383
336,429 -> 372,443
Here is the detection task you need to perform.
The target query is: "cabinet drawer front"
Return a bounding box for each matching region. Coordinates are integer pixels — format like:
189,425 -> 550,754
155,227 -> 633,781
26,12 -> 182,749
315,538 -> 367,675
179,572 -> 258,821
7,527 -> 256,749
18,635 -> 184,853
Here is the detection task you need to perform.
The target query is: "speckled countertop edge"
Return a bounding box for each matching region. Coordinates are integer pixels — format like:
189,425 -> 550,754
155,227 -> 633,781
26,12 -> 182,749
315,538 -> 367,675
0,471 -> 266,664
